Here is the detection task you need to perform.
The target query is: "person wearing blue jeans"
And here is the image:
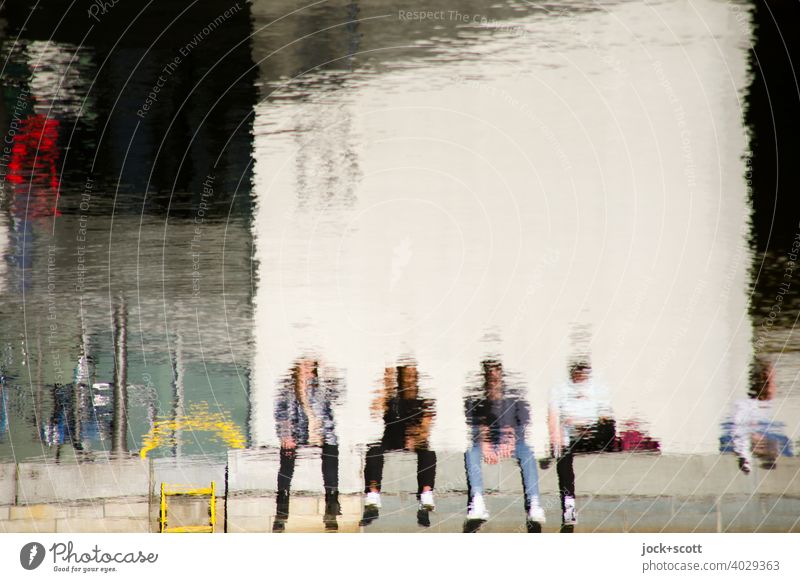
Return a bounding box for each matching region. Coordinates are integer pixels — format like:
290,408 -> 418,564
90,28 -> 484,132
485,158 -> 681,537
463,360 -> 545,526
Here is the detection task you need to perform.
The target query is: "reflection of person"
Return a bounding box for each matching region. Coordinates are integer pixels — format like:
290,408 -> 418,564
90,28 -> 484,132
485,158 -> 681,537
0,377 -> 8,439
273,358 -> 341,531
361,363 -> 437,527
721,358 -> 792,473
548,361 -> 615,526
463,360 -> 544,525
41,383 -> 84,459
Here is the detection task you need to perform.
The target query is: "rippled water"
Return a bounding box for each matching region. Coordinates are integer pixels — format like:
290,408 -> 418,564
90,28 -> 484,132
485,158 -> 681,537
0,0 -> 798,532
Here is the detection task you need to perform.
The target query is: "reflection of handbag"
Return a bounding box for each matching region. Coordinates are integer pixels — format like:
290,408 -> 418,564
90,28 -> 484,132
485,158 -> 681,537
617,428 -> 660,452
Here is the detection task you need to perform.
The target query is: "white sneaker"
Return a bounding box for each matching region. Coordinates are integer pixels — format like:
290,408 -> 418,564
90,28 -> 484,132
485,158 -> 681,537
563,497 -> 577,525
419,490 -> 435,511
527,499 -> 546,524
467,494 -> 490,521
365,491 -> 382,508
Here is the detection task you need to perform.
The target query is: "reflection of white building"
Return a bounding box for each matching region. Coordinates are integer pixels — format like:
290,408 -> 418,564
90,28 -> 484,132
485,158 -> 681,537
250,0 -> 771,455
24,40 -> 96,118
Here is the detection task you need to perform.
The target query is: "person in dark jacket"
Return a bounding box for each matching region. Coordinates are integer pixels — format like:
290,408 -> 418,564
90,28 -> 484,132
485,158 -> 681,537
463,359 -> 544,527
273,358 -> 342,531
361,362 -> 437,527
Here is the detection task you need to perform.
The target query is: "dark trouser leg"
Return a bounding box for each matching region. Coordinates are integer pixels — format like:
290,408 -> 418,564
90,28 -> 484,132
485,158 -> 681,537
321,443 -> 339,495
276,447 -> 296,519
556,450 -> 575,512
416,448 -> 437,496
277,447 -> 296,493
322,444 -> 341,523
364,444 -> 384,493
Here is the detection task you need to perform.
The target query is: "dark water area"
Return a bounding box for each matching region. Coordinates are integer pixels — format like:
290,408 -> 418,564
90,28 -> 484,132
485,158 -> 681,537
0,0 -> 799,532
0,0 -> 257,212
746,0 -> 800,253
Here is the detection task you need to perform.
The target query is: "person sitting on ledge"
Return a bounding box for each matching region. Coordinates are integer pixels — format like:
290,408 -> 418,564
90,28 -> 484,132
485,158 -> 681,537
463,359 -> 545,527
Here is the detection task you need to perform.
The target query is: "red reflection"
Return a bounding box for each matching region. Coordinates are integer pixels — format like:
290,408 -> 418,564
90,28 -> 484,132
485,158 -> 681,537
8,113 -> 61,219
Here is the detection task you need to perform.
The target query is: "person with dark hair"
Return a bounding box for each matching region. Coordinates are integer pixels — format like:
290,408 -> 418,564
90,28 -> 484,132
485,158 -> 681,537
463,360 -> 545,528
721,358 -> 792,473
361,363 -> 437,527
548,361 -> 615,527
273,358 -> 341,531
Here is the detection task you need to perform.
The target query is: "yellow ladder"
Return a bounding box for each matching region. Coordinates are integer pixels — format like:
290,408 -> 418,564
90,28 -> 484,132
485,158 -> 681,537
159,482 -> 216,533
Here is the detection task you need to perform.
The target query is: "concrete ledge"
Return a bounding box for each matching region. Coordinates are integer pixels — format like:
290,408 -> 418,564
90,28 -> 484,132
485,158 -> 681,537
104,499 -> 150,519
1,519 -> 57,533
57,518 -> 149,533
3,454 -> 798,502
0,464 -> 15,505
354,493 -> 800,533
227,447 -> 362,494
1,453 -> 798,532
227,497 -> 273,517
151,458 -> 226,496
9,504 -> 66,520
226,516 -> 270,533
341,453 -> 800,497
15,459 -> 149,504
1,492 -> 799,533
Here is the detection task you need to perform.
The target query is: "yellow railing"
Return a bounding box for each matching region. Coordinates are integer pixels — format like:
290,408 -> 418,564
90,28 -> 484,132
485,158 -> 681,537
160,482 -> 216,533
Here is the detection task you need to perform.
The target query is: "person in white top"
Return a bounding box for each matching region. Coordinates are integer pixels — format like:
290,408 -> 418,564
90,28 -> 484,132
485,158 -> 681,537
722,358 -> 792,473
548,361 -> 615,527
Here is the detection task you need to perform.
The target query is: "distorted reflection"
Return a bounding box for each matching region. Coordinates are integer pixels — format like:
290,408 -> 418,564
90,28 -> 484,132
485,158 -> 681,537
274,358 -> 342,532
721,358 -> 793,473
41,383 -> 78,456
0,0 -> 798,535
548,360 -> 614,529
0,377 -> 8,440
41,351 -> 116,460
361,362 -> 437,528
463,360 -> 544,532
